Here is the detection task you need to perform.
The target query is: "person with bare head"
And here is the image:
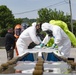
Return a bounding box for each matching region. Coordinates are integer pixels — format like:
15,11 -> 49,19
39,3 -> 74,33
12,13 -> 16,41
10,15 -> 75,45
5,28 -> 16,61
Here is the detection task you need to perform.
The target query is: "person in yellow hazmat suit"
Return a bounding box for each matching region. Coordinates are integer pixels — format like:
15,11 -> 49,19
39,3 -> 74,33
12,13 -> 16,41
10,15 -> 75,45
47,20 -> 76,47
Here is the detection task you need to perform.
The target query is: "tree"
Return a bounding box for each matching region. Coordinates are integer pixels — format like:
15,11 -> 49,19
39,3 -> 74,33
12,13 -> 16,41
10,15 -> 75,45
37,8 -> 73,33
22,18 -> 37,26
14,18 -> 23,26
37,8 -> 70,22
0,5 -> 15,36
37,8 -> 51,23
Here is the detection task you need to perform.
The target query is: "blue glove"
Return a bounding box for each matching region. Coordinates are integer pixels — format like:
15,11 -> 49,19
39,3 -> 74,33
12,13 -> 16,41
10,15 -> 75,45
51,43 -> 57,49
40,43 -> 44,47
34,43 -> 44,49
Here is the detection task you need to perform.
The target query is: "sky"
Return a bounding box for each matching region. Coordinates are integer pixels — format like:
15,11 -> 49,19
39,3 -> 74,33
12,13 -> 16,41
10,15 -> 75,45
0,0 -> 76,20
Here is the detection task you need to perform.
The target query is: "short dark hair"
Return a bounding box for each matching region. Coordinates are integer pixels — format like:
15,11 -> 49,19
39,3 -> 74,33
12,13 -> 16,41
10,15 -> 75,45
8,28 -> 13,32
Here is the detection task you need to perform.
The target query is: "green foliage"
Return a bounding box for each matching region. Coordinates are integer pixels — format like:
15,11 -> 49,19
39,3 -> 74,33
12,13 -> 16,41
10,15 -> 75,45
0,5 -> 37,37
22,18 -> 37,26
0,5 -> 15,36
0,5 -> 14,28
14,18 -> 23,27
0,5 -> 76,37
37,8 -> 50,23
37,8 -> 75,35
0,29 -> 7,37
37,8 -> 70,22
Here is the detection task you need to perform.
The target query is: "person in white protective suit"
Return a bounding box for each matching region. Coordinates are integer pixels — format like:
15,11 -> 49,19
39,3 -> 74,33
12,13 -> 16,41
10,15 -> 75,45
36,22 -> 71,58
16,22 -> 42,56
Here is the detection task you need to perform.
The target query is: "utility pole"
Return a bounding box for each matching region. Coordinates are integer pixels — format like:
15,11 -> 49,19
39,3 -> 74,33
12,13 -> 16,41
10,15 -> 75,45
69,0 -> 73,33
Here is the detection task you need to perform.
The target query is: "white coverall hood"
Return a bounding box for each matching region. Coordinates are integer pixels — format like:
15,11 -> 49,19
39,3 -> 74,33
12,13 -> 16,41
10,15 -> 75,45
32,22 -> 37,27
41,22 -> 53,31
